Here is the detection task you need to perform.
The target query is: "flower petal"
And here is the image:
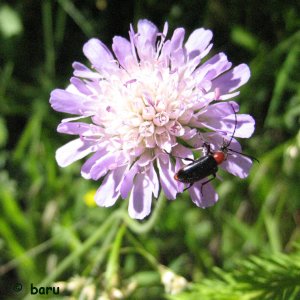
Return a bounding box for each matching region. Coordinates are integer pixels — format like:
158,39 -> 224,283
197,102 -> 254,138
55,138 -> 95,167
128,173 -> 153,219
211,63 -> 250,94
135,19 -> 158,61
50,89 -> 97,116
189,180 -> 218,208
185,28 -> 213,58
112,36 -> 137,70
170,28 -> 185,52
120,161 -> 139,198
223,114 -> 255,138
89,151 -> 124,180
170,28 -> 186,69
194,52 -> 232,82
83,38 -> 117,73
72,62 -> 102,79
221,153 -> 252,178
198,101 -> 239,119
148,163 -> 159,198
81,146 -> 108,179
57,122 -> 96,135
157,156 -> 178,199
95,165 -> 128,207
220,139 -> 253,178
70,77 -> 93,95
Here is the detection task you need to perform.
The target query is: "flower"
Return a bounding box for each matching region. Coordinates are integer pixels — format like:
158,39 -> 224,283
83,189 -> 97,207
50,19 -> 255,219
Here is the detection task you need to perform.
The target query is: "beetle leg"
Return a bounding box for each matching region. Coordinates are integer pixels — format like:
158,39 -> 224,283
182,157 -> 195,162
183,183 -> 194,191
163,150 -> 195,162
190,142 -> 211,156
200,173 -> 216,195
181,157 -> 195,162
202,142 -> 211,156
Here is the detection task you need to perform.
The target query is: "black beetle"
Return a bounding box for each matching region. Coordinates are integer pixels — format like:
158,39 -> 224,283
173,102 -> 258,193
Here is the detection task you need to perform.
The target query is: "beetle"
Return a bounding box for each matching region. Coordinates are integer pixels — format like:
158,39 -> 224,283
173,102 -> 258,193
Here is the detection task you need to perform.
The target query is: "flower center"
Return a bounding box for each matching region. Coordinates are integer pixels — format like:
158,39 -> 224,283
96,65 -> 196,154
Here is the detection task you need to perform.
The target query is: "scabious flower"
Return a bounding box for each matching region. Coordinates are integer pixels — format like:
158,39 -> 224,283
50,19 -> 255,219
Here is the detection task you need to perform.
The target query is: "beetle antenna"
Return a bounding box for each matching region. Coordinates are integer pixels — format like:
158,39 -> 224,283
228,148 -> 260,163
224,102 -> 237,148
224,102 -> 259,163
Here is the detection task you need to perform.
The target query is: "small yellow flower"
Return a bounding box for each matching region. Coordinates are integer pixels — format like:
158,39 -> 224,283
84,190 -> 97,207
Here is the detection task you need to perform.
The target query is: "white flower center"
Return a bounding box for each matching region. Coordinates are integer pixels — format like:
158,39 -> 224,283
95,64 -> 196,155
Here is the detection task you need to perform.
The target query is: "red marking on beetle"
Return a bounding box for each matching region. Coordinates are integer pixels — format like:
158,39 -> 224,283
171,102 -> 258,194
212,151 -> 226,165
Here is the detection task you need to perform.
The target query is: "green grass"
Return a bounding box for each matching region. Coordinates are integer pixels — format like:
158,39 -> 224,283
0,0 -> 300,299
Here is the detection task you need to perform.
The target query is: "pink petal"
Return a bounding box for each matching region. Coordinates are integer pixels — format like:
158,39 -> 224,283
148,163 -> 159,198
120,162 -> 139,198
57,122 -> 92,135
70,77 -> 93,95
83,38 -> 117,73
156,21 -> 169,55
95,165 -> 128,207
89,152 -> 123,180
170,28 -> 186,69
157,156 -> 178,200
128,173 -> 153,219
137,151 -> 153,167
194,52 -> 232,82
199,43 -> 213,59
60,115 -> 87,123
219,91 -> 240,100
158,40 -> 171,67
137,19 -> 158,46
50,89 -> 97,116
135,19 -> 158,60
221,153 -> 252,178
55,138 -> 95,167
220,139 -> 253,178
112,36 -> 137,70
198,103 -> 254,138
170,28 -> 185,52
198,101 -> 239,119
223,114 -> 255,138
72,62 -> 101,79
189,180 -> 218,208
172,144 -> 194,160
211,64 -> 250,94
185,28 -> 213,58
81,146 -> 108,179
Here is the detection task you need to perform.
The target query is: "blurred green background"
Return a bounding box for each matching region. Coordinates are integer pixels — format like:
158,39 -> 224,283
0,0 -> 300,299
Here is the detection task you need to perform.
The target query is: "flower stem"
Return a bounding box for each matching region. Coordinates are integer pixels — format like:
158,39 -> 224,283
85,220 -> 121,277
30,210 -> 122,293
23,193 -> 165,299
125,231 -> 159,270
105,223 -> 126,290
124,191 -> 167,234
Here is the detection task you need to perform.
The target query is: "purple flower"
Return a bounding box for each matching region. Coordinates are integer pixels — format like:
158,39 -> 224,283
50,19 -> 255,219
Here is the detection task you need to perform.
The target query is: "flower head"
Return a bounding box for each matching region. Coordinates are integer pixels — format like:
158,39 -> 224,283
50,19 -> 255,219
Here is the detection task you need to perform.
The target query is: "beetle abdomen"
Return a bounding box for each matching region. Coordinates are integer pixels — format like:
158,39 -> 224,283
175,155 -> 218,183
